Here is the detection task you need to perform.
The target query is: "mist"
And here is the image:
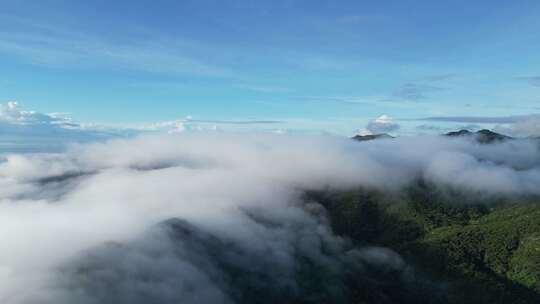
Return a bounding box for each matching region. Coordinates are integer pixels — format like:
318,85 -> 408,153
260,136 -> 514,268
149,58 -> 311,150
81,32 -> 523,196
1,133 -> 539,303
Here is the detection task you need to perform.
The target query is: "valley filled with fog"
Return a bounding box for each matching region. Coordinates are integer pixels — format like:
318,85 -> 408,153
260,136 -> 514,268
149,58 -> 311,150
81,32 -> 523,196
1,133 -> 539,303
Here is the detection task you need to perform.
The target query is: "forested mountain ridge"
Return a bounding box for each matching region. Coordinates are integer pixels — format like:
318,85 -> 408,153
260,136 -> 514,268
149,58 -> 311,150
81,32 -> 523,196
306,183 -> 540,304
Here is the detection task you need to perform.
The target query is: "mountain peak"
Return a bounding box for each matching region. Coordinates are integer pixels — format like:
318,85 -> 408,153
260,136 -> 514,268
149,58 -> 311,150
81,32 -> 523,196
446,129 -> 473,137
445,129 -> 512,143
352,133 -> 394,142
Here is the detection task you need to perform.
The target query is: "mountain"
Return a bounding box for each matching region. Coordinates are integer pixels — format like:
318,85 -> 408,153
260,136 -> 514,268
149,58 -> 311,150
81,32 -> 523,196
445,129 -> 512,143
351,129 -> 513,144
307,186 -> 540,304
445,129 -> 474,137
352,133 -> 394,141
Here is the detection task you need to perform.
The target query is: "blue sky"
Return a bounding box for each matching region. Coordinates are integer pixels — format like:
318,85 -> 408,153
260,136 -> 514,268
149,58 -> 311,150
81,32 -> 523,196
0,0 -> 539,135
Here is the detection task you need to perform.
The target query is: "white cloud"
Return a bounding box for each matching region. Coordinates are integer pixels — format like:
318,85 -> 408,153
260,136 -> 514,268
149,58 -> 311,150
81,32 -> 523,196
422,114 -> 539,124
0,133 -> 539,302
0,102 -> 289,153
137,120 -> 187,133
359,115 -> 400,135
0,102 -> 115,153
511,116 -> 540,137
495,116 -> 540,138
0,17 -> 232,77
236,84 -> 290,93
0,101 -> 65,125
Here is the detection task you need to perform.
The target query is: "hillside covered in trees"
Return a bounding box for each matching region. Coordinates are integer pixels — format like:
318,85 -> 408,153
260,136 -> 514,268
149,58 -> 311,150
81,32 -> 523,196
306,183 -> 540,303
3,130 -> 539,304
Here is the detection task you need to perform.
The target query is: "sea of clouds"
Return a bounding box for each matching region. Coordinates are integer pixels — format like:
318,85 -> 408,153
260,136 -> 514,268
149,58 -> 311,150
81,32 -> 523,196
0,132 -> 539,303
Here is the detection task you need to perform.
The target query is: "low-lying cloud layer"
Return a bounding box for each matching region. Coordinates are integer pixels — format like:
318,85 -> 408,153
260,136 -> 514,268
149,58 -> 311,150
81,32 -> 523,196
0,133 -> 539,303
0,102 -> 289,153
0,102 -> 115,153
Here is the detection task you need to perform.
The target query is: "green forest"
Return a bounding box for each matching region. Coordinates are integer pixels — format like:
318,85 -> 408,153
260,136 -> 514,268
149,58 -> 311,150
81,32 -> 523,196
306,183 -> 540,303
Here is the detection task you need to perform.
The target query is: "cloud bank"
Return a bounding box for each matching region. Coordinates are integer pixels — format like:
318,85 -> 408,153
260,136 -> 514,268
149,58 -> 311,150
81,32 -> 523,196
0,132 -> 539,303
0,102 -> 115,153
495,116 -> 540,138
0,102 -> 285,153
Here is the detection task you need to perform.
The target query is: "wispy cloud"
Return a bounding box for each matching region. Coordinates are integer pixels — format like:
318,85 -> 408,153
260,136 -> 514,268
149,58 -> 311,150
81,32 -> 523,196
129,118 -> 286,133
187,119 -> 284,125
297,96 -> 374,105
235,84 -> 291,93
420,114 -> 540,124
0,101 -> 292,150
297,95 -> 414,107
0,16 -> 233,77
422,73 -> 456,82
494,116 -> 540,137
393,83 -> 445,100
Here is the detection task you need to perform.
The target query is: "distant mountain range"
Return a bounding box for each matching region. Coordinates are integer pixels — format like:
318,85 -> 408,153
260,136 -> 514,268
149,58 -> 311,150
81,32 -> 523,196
352,129 -> 529,144
445,129 -> 512,143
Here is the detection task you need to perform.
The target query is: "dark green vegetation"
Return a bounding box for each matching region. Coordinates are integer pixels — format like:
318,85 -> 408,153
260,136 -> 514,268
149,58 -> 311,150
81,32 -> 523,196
352,133 -> 394,142
352,129 -> 513,144
445,129 -> 512,143
306,184 -> 540,304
